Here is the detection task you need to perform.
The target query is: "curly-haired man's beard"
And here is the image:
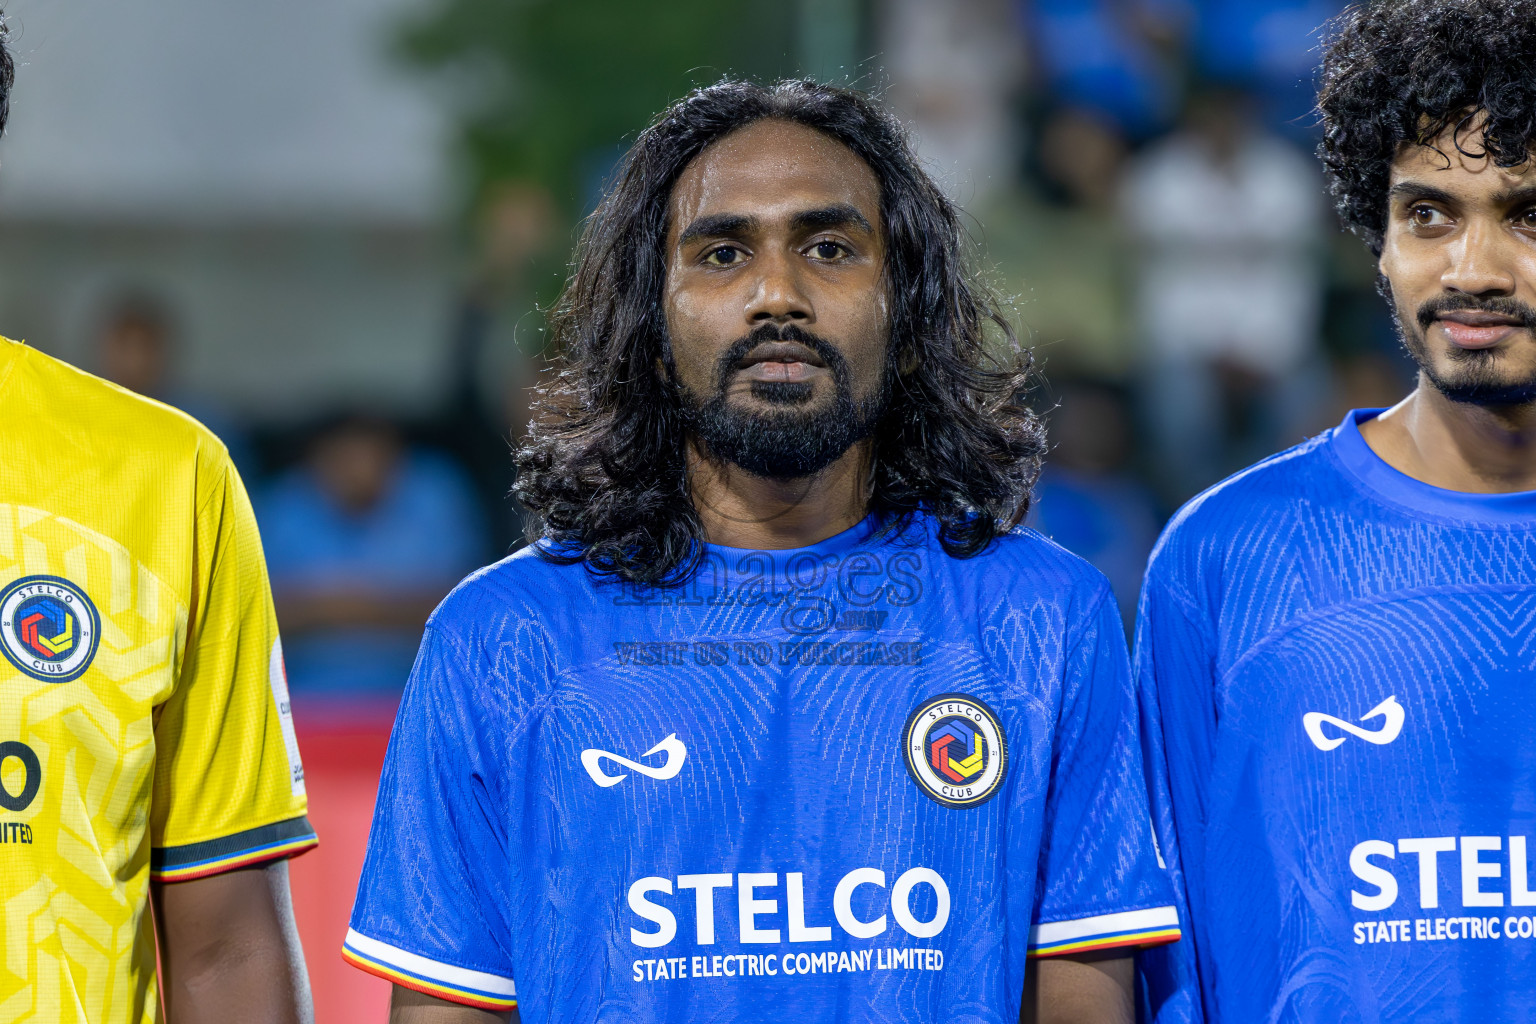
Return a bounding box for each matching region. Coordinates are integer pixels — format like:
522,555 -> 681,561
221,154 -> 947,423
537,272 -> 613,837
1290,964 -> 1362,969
1394,291 -> 1536,405
678,324 -> 892,480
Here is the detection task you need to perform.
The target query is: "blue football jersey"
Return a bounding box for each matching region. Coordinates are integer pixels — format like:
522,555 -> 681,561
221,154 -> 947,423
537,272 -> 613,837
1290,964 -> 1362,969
345,514 -> 1178,1021
1137,410 -> 1536,1023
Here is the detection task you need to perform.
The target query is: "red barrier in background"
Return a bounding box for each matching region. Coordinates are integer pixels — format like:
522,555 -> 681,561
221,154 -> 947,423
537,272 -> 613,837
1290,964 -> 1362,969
290,698 -> 399,1022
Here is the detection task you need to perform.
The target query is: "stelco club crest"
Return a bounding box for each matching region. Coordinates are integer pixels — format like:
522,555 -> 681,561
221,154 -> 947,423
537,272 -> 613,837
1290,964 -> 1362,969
903,693 -> 1007,808
1,575 -> 101,682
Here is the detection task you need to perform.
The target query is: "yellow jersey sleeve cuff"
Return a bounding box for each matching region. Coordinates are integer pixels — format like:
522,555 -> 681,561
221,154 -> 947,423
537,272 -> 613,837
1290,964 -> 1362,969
151,814 -> 318,882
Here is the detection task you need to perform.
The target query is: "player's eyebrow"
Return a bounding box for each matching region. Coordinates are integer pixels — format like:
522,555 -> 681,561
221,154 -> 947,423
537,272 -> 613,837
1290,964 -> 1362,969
790,203 -> 873,234
1492,183 -> 1536,208
677,213 -> 759,247
1387,181 -> 1460,207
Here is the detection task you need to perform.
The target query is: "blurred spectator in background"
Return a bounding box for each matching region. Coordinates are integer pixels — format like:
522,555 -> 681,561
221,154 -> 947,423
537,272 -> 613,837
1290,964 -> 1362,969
1036,105 -> 1130,212
435,180 -> 559,555
1023,0 -> 1346,142
95,293 -> 170,399
259,414 -> 486,696
1029,377 -> 1161,627
988,104 -> 1135,378
1188,0 -> 1344,136
1320,225 -> 1415,420
93,290 -> 254,472
1023,0 -> 1186,141
1122,88 -> 1329,504
882,0 -> 1027,205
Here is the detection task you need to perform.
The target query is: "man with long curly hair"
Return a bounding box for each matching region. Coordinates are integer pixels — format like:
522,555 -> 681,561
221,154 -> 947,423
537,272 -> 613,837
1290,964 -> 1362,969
346,79 -> 1179,1023
1138,1 -> 1536,1020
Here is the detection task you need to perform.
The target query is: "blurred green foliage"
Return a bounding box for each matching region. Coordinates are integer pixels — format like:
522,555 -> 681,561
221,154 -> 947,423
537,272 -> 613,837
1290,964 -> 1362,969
397,0 -> 798,218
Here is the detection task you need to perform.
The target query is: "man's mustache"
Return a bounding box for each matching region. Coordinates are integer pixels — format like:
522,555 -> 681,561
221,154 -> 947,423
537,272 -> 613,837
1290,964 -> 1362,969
714,324 -> 847,390
1416,294 -> 1536,331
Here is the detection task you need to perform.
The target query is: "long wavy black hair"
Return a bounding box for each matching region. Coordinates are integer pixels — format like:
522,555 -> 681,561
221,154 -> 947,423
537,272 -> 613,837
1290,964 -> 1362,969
1319,0 -> 1536,255
516,79 -> 1043,586
0,8 -> 13,137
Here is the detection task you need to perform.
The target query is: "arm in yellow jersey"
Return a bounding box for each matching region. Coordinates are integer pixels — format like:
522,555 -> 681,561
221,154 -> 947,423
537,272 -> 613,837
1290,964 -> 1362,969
153,860 -> 313,1023
151,452 -> 316,877
147,445 -> 318,1019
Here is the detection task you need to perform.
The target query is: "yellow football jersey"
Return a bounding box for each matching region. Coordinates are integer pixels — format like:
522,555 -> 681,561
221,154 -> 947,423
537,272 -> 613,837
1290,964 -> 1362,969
0,337 -> 315,1023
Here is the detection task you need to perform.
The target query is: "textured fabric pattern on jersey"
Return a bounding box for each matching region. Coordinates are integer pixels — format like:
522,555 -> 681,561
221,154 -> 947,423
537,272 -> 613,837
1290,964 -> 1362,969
347,514 -> 1177,1022
1137,409 -> 1536,1024
0,338 -> 314,1024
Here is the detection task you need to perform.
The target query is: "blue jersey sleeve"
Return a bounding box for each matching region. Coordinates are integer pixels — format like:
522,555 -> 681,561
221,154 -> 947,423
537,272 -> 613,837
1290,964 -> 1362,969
343,622 -> 520,1012
1027,584 -> 1182,959
1134,564 -> 1216,1023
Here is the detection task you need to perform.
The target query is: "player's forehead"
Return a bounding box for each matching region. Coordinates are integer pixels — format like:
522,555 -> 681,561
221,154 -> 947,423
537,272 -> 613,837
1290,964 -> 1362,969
1389,118 -> 1536,198
665,119 -> 882,244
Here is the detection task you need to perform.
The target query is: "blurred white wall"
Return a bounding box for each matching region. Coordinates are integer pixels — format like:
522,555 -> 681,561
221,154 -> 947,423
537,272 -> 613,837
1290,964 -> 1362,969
0,0 -> 448,223
0,0 -> 458,420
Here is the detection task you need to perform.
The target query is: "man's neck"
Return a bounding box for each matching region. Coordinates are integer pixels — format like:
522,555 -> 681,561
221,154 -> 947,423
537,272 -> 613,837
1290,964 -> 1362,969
688,441 -> 872,550
1358,381 -> 1536,492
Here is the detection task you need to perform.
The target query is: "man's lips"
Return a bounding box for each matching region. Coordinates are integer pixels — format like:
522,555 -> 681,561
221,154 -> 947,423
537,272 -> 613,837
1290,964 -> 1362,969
735,341 -> 827,384
1434,311 -> 1528,350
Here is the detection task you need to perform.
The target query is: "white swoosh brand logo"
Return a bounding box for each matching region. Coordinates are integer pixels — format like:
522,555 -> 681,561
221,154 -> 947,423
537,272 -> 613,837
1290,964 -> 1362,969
1303,696 -> 1405,751
581,734 -> 687,787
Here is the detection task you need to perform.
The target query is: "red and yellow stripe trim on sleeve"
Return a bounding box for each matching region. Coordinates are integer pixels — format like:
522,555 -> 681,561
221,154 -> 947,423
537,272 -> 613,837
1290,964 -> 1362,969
343,929 -> 517,1011
1027,905 -> 1181,958
150,815 -> 318,883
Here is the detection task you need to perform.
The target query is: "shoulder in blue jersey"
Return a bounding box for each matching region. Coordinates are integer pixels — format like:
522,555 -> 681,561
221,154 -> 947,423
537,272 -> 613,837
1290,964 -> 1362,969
346,512 -> 1178,1022
1137,409 -> 1536,1023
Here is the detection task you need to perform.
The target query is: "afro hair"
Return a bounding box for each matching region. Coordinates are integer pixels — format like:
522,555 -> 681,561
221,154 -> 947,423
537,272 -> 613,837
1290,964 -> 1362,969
1318,0 -> 1536,254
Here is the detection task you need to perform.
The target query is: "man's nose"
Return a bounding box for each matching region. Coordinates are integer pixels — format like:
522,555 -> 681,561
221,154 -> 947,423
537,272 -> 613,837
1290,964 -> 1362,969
744,250 -> 814,325
1441,219 -> 1518,297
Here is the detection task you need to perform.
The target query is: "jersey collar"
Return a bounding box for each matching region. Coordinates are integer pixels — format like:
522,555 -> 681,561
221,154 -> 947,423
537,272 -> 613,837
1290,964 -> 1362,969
702,513 -> 885,565
1330,407 -> 1536,525
0,337 -> 23,402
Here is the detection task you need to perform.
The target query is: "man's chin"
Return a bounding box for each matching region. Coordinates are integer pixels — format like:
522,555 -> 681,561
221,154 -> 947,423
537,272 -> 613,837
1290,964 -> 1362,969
705,430 -> 854,481
743,379 -> 819,407
727,455 -> 847,481
1424,361 -> 1536,406
1402,328 -> 1536,406
691,399 -> 871,480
